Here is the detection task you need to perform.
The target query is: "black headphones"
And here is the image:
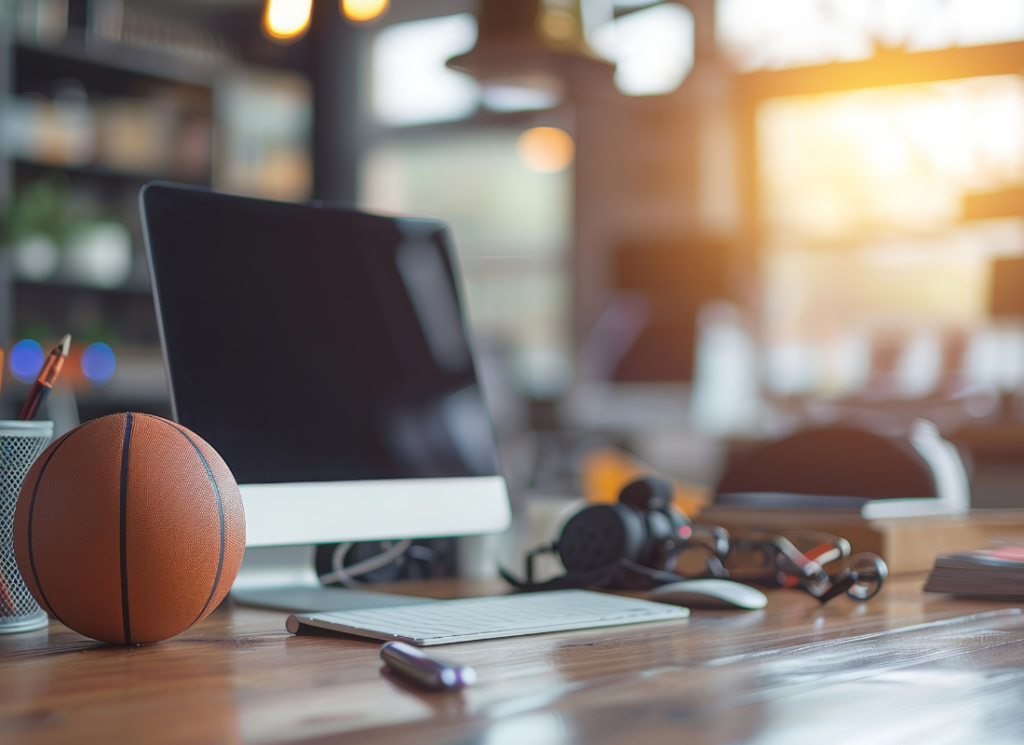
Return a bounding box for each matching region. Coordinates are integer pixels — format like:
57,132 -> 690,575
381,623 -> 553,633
501,477 -> 731,592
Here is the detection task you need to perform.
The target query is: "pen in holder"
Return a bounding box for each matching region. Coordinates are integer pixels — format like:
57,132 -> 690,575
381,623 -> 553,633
0,420 -> 54,633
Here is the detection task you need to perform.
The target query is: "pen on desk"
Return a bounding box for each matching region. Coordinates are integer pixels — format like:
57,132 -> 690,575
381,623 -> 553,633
380,641 -> 476,691
19,334 -> 70,421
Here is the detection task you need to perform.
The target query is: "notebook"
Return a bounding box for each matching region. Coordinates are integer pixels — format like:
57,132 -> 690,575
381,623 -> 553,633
924,546 -> 1024,598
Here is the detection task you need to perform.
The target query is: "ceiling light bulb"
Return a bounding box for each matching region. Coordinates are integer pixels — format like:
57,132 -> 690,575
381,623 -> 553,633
264,0 -> 312,41
342,0 -> 390,23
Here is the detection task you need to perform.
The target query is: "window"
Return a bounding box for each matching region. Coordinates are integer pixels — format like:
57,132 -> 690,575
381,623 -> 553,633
758,76 -> 1024,396
591,3 -> 695,96
361,130 -> 574,395
717,0 -> 1024,72
372,13 -> 479,127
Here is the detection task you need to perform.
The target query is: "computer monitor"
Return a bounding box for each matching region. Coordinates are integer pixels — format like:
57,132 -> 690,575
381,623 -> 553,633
140,183 -> 510,611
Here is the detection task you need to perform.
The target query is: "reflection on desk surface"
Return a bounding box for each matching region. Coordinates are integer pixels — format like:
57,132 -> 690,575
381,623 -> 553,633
2,578 -> 1023,744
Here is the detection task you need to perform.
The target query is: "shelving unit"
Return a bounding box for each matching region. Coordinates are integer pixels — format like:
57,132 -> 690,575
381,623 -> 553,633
13,158 -> 207,188
0,30 -> 215,420
15,26 -> 219,89
0,9 -> 313,424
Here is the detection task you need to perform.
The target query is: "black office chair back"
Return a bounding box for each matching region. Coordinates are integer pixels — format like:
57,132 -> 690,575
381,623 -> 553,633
716,426 -> 937,500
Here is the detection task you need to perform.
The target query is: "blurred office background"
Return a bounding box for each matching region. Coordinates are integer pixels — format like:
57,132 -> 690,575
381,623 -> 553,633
6,0 -> 1024,509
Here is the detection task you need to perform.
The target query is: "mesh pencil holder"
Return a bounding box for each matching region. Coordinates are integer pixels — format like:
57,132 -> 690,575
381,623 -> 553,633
0,420 -> 54,634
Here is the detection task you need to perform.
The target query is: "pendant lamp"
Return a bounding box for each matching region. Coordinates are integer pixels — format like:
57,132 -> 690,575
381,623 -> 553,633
447,0 -> 615,107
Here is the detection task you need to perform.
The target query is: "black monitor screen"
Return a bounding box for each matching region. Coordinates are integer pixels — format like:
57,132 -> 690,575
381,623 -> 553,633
142,184 -> 500,484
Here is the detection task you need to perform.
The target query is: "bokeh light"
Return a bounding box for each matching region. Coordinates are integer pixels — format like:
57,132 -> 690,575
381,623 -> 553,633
342,0 -> 389,23
81,342 -> 116,385
372,13 -> 479,127
10,339 -> 44,384
263,0 -> 312,41
516,127 -> 575,173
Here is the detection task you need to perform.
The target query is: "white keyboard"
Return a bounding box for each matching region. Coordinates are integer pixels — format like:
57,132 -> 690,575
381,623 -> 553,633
285,590 -> 689,646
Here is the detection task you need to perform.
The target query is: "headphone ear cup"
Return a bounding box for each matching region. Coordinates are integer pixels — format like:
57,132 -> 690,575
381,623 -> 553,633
619,476 -> 675,512
644,508 -> 690,568
557,504 -> 647,573
645,509 -> 673,543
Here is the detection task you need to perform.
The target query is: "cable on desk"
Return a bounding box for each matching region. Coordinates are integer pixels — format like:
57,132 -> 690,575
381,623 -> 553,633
319,540 -> 413,587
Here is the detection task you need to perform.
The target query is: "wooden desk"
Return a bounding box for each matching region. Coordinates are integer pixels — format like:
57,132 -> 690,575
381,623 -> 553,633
2,577 -> 1023,744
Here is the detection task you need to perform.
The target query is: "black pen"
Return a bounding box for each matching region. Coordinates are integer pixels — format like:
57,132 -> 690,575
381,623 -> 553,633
380,641 -> 476,691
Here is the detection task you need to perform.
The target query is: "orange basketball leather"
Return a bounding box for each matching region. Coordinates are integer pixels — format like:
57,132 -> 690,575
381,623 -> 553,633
12,413 -> 245,645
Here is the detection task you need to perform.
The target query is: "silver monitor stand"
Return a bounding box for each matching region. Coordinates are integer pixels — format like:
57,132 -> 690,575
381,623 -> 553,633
230,546 -> 437,612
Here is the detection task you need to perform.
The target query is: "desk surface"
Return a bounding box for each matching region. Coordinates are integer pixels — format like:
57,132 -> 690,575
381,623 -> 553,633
2,577 -> 1023,744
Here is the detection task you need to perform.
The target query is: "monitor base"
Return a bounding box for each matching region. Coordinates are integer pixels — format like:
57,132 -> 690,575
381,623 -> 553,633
229,544 -> 437,613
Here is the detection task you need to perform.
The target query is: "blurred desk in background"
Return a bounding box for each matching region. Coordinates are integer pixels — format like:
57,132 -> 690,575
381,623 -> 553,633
3,577 -> 1024,743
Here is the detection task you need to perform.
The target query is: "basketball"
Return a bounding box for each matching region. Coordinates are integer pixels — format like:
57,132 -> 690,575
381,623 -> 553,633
12,413 -> 245,645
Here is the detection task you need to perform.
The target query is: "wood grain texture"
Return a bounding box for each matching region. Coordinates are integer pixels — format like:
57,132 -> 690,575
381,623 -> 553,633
1,577 -> 1023,744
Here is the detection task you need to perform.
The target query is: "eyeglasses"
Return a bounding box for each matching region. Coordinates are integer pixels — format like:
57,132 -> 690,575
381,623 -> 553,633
724,530 -> 888,603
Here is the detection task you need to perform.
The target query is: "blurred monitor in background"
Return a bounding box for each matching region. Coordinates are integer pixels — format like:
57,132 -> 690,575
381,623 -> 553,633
608,241 -> 729,382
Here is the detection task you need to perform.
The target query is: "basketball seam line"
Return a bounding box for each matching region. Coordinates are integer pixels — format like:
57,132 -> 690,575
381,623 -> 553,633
25,429 -> 77,628
119,413 -> 134,646
159,420 -> 225,628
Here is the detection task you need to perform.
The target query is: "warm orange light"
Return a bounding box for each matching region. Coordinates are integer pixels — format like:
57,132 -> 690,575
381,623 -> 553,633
263,0 -> 312,41
517,127 -> 575,173
342,0 -> 390,23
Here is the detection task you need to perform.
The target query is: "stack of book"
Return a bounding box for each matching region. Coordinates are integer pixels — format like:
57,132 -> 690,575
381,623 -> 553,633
925,546 -> 1024,598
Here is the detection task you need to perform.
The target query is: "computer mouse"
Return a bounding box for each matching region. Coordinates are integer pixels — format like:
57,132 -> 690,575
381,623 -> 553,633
648,579 -> 768,610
